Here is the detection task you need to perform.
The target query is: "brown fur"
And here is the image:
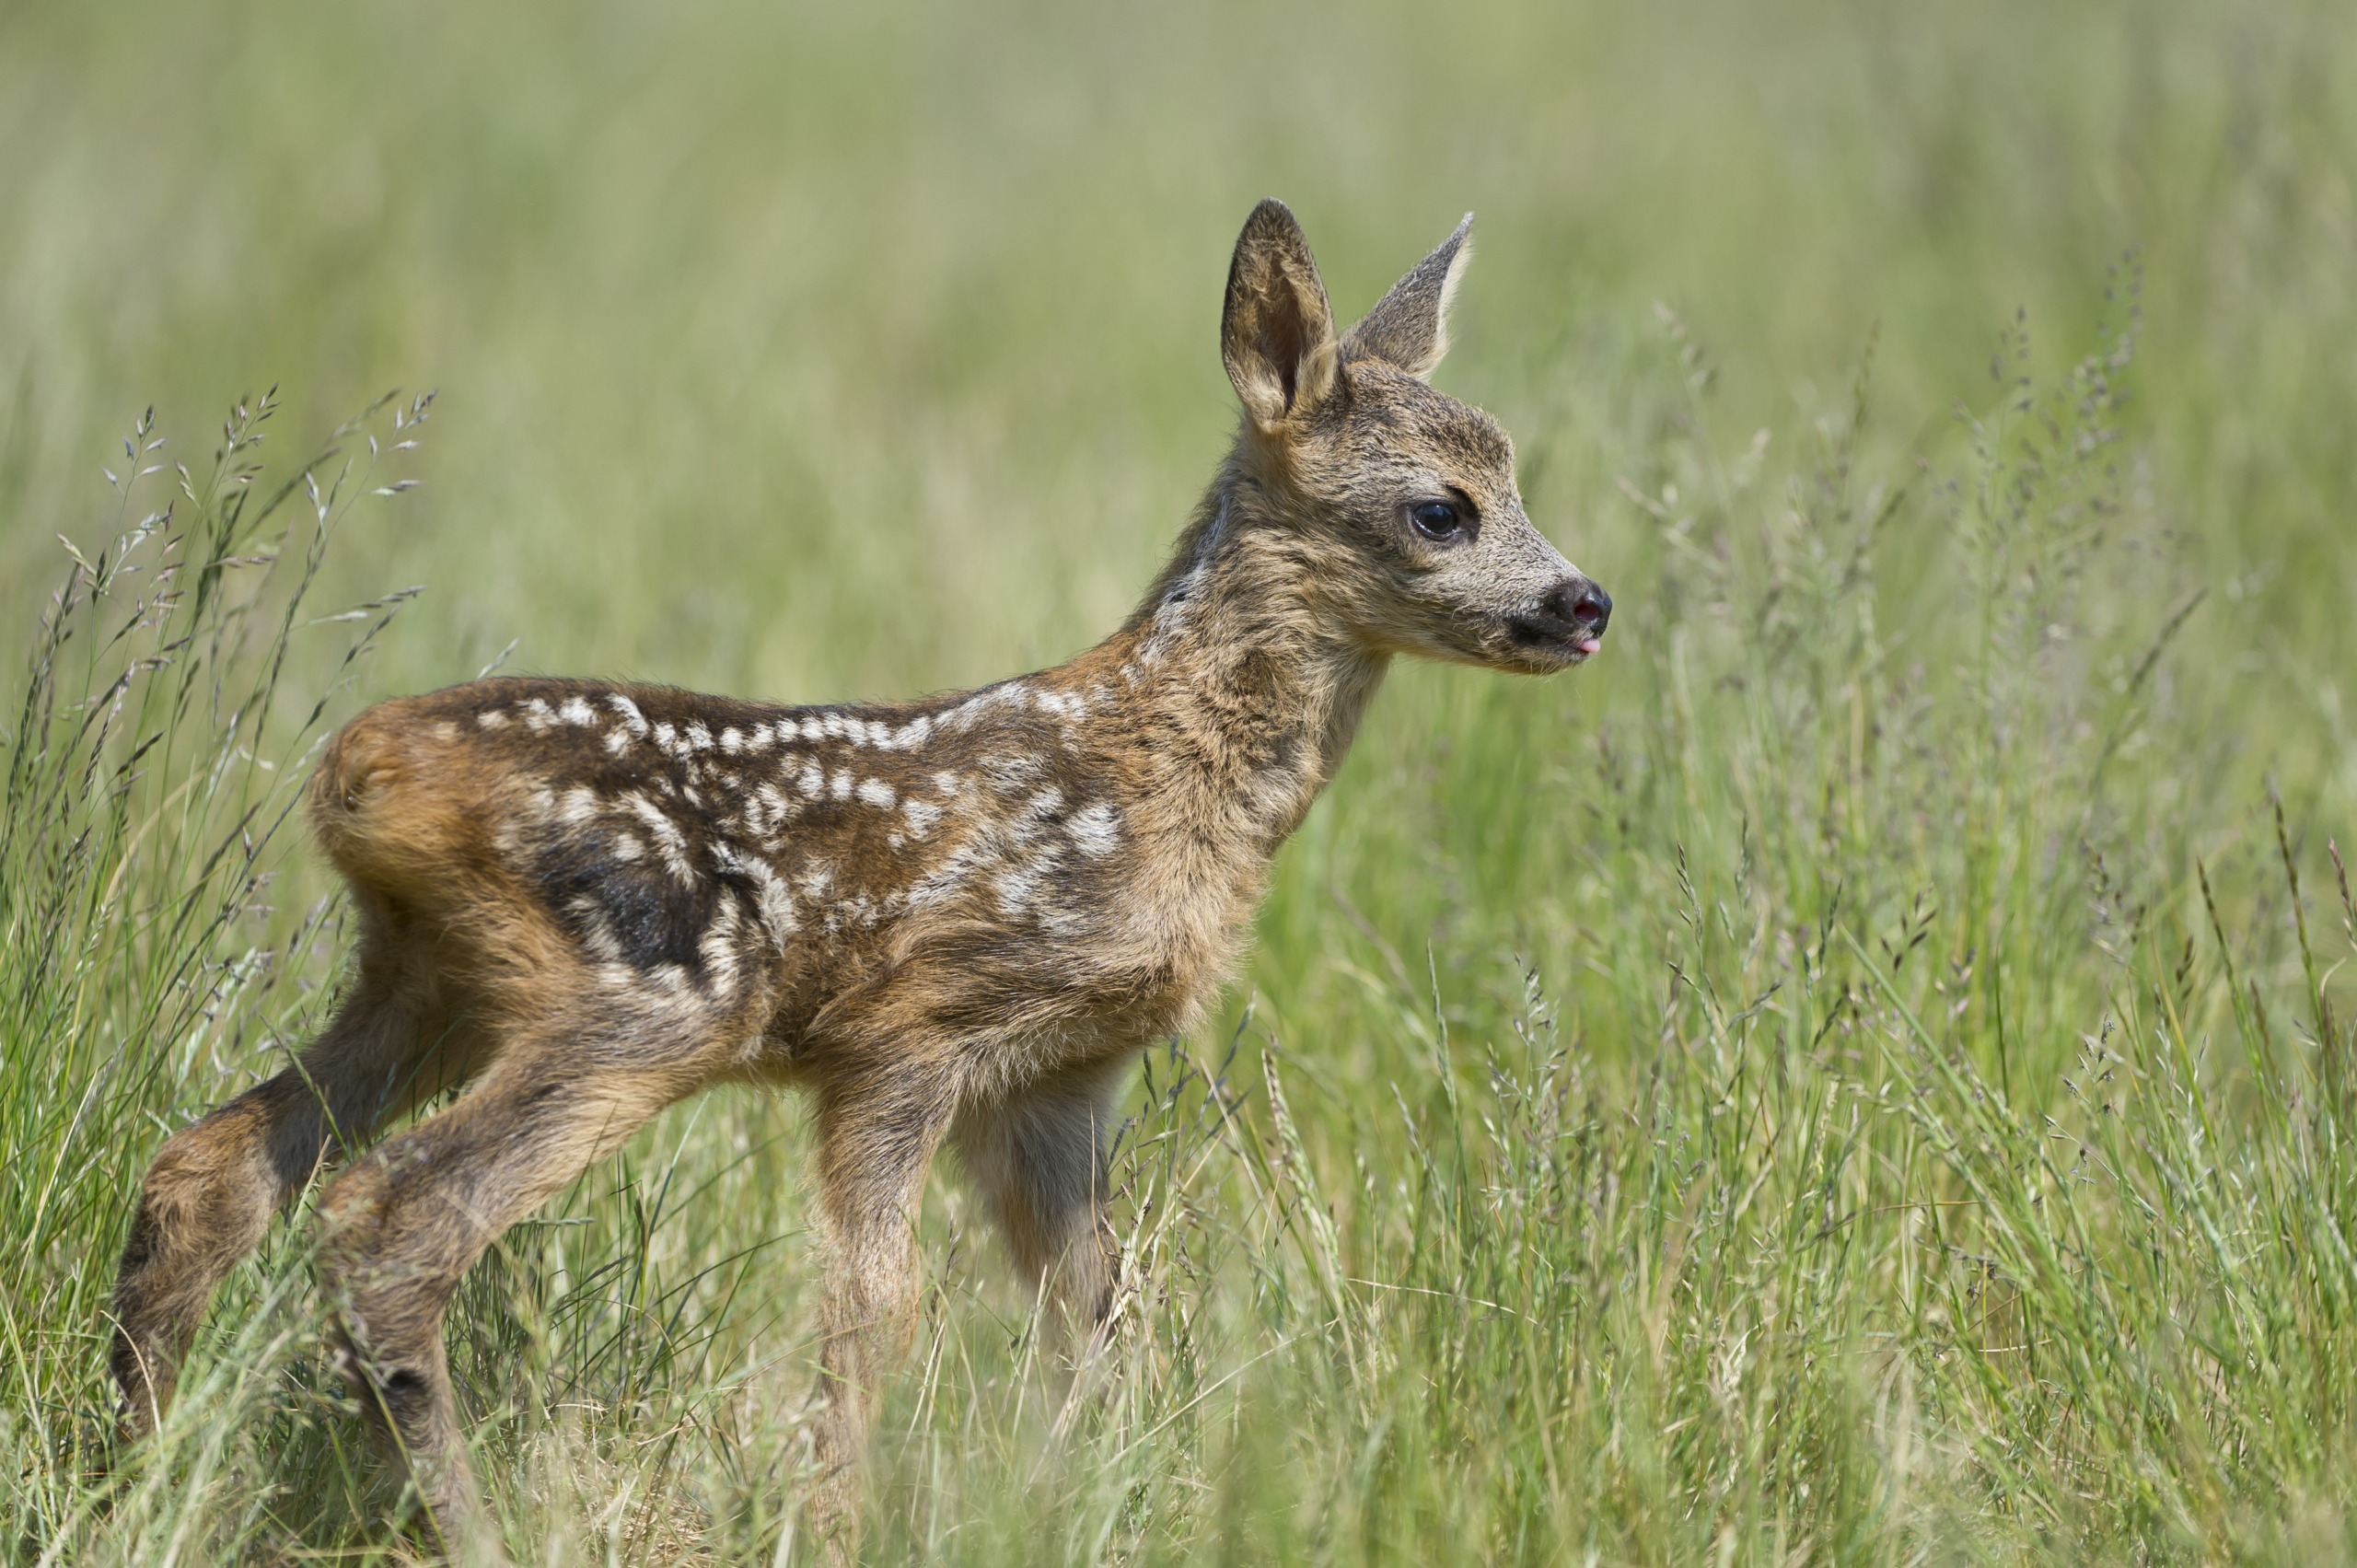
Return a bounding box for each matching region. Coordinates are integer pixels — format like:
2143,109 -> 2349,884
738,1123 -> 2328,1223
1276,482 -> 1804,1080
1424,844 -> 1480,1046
108,200 -> 1611,1560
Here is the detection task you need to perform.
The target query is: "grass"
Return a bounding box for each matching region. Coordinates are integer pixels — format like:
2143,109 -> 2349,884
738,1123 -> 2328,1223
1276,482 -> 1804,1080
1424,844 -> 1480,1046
3,0 -> 2356,1561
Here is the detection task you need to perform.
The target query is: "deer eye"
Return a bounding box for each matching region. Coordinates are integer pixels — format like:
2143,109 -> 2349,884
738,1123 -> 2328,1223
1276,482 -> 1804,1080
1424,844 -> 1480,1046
1409,501 -> 1465,541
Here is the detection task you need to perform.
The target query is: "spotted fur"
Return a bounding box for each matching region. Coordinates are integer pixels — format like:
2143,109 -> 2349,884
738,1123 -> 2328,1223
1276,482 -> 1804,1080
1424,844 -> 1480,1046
108,199 -> 1612,1559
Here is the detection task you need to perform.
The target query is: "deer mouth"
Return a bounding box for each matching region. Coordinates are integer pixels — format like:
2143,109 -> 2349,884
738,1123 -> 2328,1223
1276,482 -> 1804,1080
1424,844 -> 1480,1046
1503,615 -> 1604,668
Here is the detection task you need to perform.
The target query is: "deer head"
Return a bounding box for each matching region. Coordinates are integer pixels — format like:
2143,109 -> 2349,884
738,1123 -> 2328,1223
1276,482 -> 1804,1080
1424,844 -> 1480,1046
1217,199 -> 1611,674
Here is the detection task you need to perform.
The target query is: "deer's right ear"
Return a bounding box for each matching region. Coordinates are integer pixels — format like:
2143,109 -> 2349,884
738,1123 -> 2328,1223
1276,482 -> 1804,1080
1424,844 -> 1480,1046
1341,213 -> 1472,378
1222,199 -> 1339,431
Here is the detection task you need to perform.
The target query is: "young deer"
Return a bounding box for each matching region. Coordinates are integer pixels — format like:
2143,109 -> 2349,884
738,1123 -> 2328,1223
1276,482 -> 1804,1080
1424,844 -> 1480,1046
109,199 -> 1611,1556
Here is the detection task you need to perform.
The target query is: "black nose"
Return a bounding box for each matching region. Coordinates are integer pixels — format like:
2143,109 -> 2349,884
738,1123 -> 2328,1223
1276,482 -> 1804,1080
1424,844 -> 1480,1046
1540,577 -> 1610,636
1571,582 -> 1611,633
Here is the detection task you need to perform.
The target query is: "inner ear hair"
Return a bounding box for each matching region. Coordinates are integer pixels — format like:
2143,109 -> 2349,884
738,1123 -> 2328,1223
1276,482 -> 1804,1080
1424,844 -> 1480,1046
1221,199 -> 1339,429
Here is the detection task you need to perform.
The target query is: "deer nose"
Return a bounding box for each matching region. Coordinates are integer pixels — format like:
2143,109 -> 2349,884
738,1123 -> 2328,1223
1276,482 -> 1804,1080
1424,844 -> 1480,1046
1540,576 -> 1610,638
1567,581 -> 1611,634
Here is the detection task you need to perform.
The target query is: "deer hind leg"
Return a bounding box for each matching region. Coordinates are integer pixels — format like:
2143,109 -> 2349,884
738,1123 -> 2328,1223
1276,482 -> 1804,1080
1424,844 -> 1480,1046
314,1026 -> 706,1556
950,1060 -> 1128,1336
110,894 -> 462,1436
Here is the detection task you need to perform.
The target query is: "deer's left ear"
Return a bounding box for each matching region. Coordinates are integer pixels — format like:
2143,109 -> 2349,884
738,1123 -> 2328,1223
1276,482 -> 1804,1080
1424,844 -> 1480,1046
1341,213 -> 1473,379
1223,199 -> 1340,431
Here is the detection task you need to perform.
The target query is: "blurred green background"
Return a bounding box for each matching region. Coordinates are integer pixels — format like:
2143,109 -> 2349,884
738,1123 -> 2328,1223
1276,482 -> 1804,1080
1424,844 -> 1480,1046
6,0 -> 2350,704
7,0 -> 2357,1561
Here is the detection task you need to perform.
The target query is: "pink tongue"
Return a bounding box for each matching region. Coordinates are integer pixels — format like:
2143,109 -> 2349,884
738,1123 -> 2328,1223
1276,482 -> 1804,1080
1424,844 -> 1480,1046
1575,636 -> 1602,655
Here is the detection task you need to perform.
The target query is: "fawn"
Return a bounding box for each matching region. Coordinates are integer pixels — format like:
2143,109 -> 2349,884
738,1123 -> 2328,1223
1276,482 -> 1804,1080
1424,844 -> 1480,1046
109,199 -> 1611,1556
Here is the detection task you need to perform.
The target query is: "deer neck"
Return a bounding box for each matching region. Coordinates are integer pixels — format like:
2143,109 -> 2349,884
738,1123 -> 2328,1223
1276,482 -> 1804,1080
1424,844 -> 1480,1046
1103,482 -> 1391,861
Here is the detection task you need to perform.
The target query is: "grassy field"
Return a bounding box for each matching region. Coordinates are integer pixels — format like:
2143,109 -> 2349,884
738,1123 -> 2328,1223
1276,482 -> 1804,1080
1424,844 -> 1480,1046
5,0 -> 2357,1561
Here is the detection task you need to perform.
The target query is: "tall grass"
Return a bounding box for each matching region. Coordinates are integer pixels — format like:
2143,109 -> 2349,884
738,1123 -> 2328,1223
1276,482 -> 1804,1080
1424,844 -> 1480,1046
0,391 -> 430,1561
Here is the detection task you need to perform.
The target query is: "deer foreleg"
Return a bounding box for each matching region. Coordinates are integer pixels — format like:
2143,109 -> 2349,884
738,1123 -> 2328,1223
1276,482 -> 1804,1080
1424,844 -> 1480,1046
951,1059 -> 1128,1338
802,1070 -> 958,1560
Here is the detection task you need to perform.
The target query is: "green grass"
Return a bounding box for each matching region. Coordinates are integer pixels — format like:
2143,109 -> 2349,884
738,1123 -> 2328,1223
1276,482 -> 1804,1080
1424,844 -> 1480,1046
4,0 -> 2356,1561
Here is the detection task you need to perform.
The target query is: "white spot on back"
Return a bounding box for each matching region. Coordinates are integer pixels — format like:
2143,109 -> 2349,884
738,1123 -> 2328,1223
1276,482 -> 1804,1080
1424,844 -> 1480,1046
983,754 -> 1045,794
904,832 -> 990,912
621,792 -> 692,880
559,697 -> 597,726
570,898 -> 623,962
857,778 -> 897,810
716,842 -> 798,949
749,781 -> 793,836
757,875 -> 796,947
994,864 -> 1045,912
477,709 -> 508,729
940,680 -> 1036,735
700,897 -> 742,996
606,693 -> 650,736
1069,802 -> 1121,857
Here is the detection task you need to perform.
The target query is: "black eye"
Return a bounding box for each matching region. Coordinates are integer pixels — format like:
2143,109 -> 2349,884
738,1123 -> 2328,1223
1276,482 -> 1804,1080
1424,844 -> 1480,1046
1409,501 -> 1463,541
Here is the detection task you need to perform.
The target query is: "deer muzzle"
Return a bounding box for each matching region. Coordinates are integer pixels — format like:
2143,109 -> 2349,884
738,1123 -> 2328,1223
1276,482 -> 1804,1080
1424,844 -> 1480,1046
1506,575 -> 1612,663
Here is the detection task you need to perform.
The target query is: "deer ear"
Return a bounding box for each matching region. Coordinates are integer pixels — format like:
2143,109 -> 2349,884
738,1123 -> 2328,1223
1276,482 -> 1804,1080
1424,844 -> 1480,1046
1222,199 -> 1339,430
1341,213 -> 1473,379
